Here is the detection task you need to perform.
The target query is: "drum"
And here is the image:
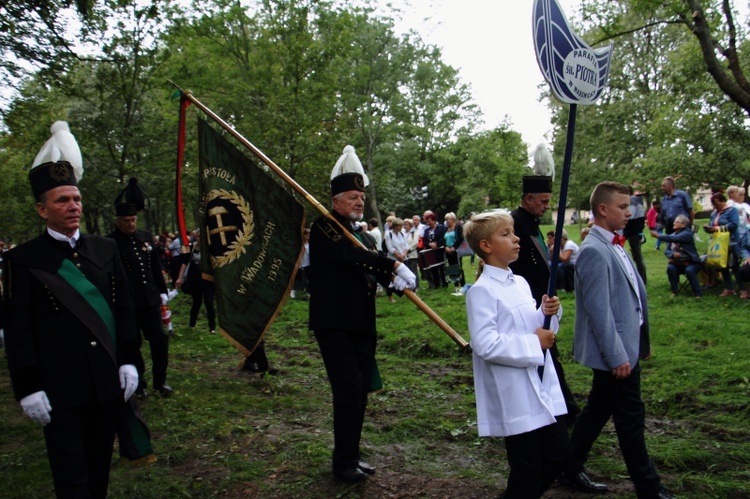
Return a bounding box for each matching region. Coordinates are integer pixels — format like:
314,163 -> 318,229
418,247 -> 446,270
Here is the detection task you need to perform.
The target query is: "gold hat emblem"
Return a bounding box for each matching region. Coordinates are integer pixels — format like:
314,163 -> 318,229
50,163 -> 72,181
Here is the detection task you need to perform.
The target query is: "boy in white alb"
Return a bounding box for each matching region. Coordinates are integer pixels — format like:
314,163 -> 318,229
464,210 -> 570,498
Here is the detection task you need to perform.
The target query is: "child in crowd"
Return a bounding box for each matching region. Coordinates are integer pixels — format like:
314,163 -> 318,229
463,210 -> 569,498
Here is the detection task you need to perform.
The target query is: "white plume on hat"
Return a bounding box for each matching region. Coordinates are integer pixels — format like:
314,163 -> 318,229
32,121 -> 84,181
330,145 -> 369,187
531,143 -> 555,181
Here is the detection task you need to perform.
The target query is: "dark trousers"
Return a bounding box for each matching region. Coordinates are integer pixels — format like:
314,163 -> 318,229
627,235 -> 648,285
556,262 -> 575,291
43,398 -> 119,499
667,262 -> 702,296
568,367 -> 662,498
294,266 -> 310,292
169,257 -> 183,286
189,281 -> 216,331
549,343 -> 580,425
314,328 -> 375,471
244,341 -> 270,372
134,304 -> 169,390
428,264 -> 447,288
405,258 -> 419,291
504,416 -> 571,498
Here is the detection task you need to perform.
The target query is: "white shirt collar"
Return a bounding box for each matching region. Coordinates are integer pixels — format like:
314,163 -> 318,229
47,227 -> 80,248
482,263 -> 515,284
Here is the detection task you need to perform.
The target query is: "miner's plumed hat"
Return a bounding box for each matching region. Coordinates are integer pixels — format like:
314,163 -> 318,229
114,178 -> 147,216
330,145 -> 369,196
29,121 -> 84,200
522,143 -> 555,194
522,175 -> 553,194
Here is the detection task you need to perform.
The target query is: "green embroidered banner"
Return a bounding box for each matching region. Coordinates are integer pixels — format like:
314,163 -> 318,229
197,119 -> 305,355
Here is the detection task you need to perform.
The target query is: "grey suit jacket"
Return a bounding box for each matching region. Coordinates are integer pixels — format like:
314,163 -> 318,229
573,227 -> 650,371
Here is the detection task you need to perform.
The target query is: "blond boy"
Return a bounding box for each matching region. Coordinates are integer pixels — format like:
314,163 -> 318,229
464,210 -> 569,498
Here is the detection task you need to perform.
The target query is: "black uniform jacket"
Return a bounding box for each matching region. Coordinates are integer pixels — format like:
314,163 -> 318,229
309,211 -> 395,336
108,229 -> 168,309
2,232 -> 139,408
509,206 -> 551,306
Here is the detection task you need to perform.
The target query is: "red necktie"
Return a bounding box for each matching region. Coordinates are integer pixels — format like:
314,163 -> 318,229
612,234 -> 626,247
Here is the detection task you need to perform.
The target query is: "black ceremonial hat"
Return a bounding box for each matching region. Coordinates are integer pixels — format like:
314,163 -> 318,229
29,121 -> 83,199
522,175 -> 553,194
331,172 -> 366,196
30,162 -> 78,200
114,178 -> 147,216
330,145 -> 369,196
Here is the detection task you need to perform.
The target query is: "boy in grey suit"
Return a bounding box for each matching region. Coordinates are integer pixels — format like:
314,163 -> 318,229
559,181 -> 676,499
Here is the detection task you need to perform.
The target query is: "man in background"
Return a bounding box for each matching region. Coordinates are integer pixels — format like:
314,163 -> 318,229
659,176 -> 694,234
510,175 -> 580,426
108,178 -> 173,398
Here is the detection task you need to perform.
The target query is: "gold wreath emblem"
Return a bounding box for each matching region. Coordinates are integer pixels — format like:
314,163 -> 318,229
50,163 -> 71,181
205,189 -> 254,268
354,175 -> 365,191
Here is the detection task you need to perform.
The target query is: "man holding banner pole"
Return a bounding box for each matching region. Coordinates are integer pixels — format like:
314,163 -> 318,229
510,174 -> 581,426
309,146 -> 416,484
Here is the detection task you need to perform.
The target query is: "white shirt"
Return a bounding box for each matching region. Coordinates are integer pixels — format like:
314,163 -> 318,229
47,227 -> 80,248
562,239 -> 579,265
728,199 -> 750,228
368,227 -> 382,250
466,264 -> 565,437
384,230 -> 408,259
300,242 -> 310,268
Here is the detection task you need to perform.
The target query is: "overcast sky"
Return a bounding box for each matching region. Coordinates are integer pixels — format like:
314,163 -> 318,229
384,0 -> 582,151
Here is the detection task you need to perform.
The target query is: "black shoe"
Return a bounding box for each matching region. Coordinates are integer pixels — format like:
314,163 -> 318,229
242,362 -> 261,372
136,388 -> 148,400
333,467 -> 369,484
357,460 -> 375,475
558,471 -> 608,493
654,487 -> 677,499
155,385 -> 173,397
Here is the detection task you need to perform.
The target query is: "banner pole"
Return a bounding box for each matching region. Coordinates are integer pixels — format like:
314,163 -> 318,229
544,103 -> 577,329
171,84 -> 469,349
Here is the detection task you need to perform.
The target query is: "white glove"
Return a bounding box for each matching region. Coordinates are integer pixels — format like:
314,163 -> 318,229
394,264 -> 417,289
119,364 -> 139,402
20,391 -> 52,426
167,289 -> 179,301
390,275 -> 411,292
160,293 -> 169,305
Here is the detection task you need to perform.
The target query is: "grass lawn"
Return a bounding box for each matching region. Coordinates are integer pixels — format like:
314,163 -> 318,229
1,220 -> 748,498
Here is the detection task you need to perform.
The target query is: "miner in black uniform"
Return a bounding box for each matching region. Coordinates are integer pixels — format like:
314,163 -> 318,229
309,145 -> 417,484
108,178 -> 173,397
2,121 -> 140,498
509,175 -> 580,426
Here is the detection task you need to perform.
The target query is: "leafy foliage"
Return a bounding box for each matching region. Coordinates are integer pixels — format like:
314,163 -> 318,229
549,0 -> 750,208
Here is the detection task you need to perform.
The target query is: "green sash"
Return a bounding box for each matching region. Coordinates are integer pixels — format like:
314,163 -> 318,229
536,229 -> 549,258
57,259 -> 117,344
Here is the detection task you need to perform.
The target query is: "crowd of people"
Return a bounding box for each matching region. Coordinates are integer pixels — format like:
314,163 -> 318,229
2,124 -> 749,498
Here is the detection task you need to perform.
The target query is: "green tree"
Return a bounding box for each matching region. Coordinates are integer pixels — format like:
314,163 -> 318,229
549,0 -> 750,202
